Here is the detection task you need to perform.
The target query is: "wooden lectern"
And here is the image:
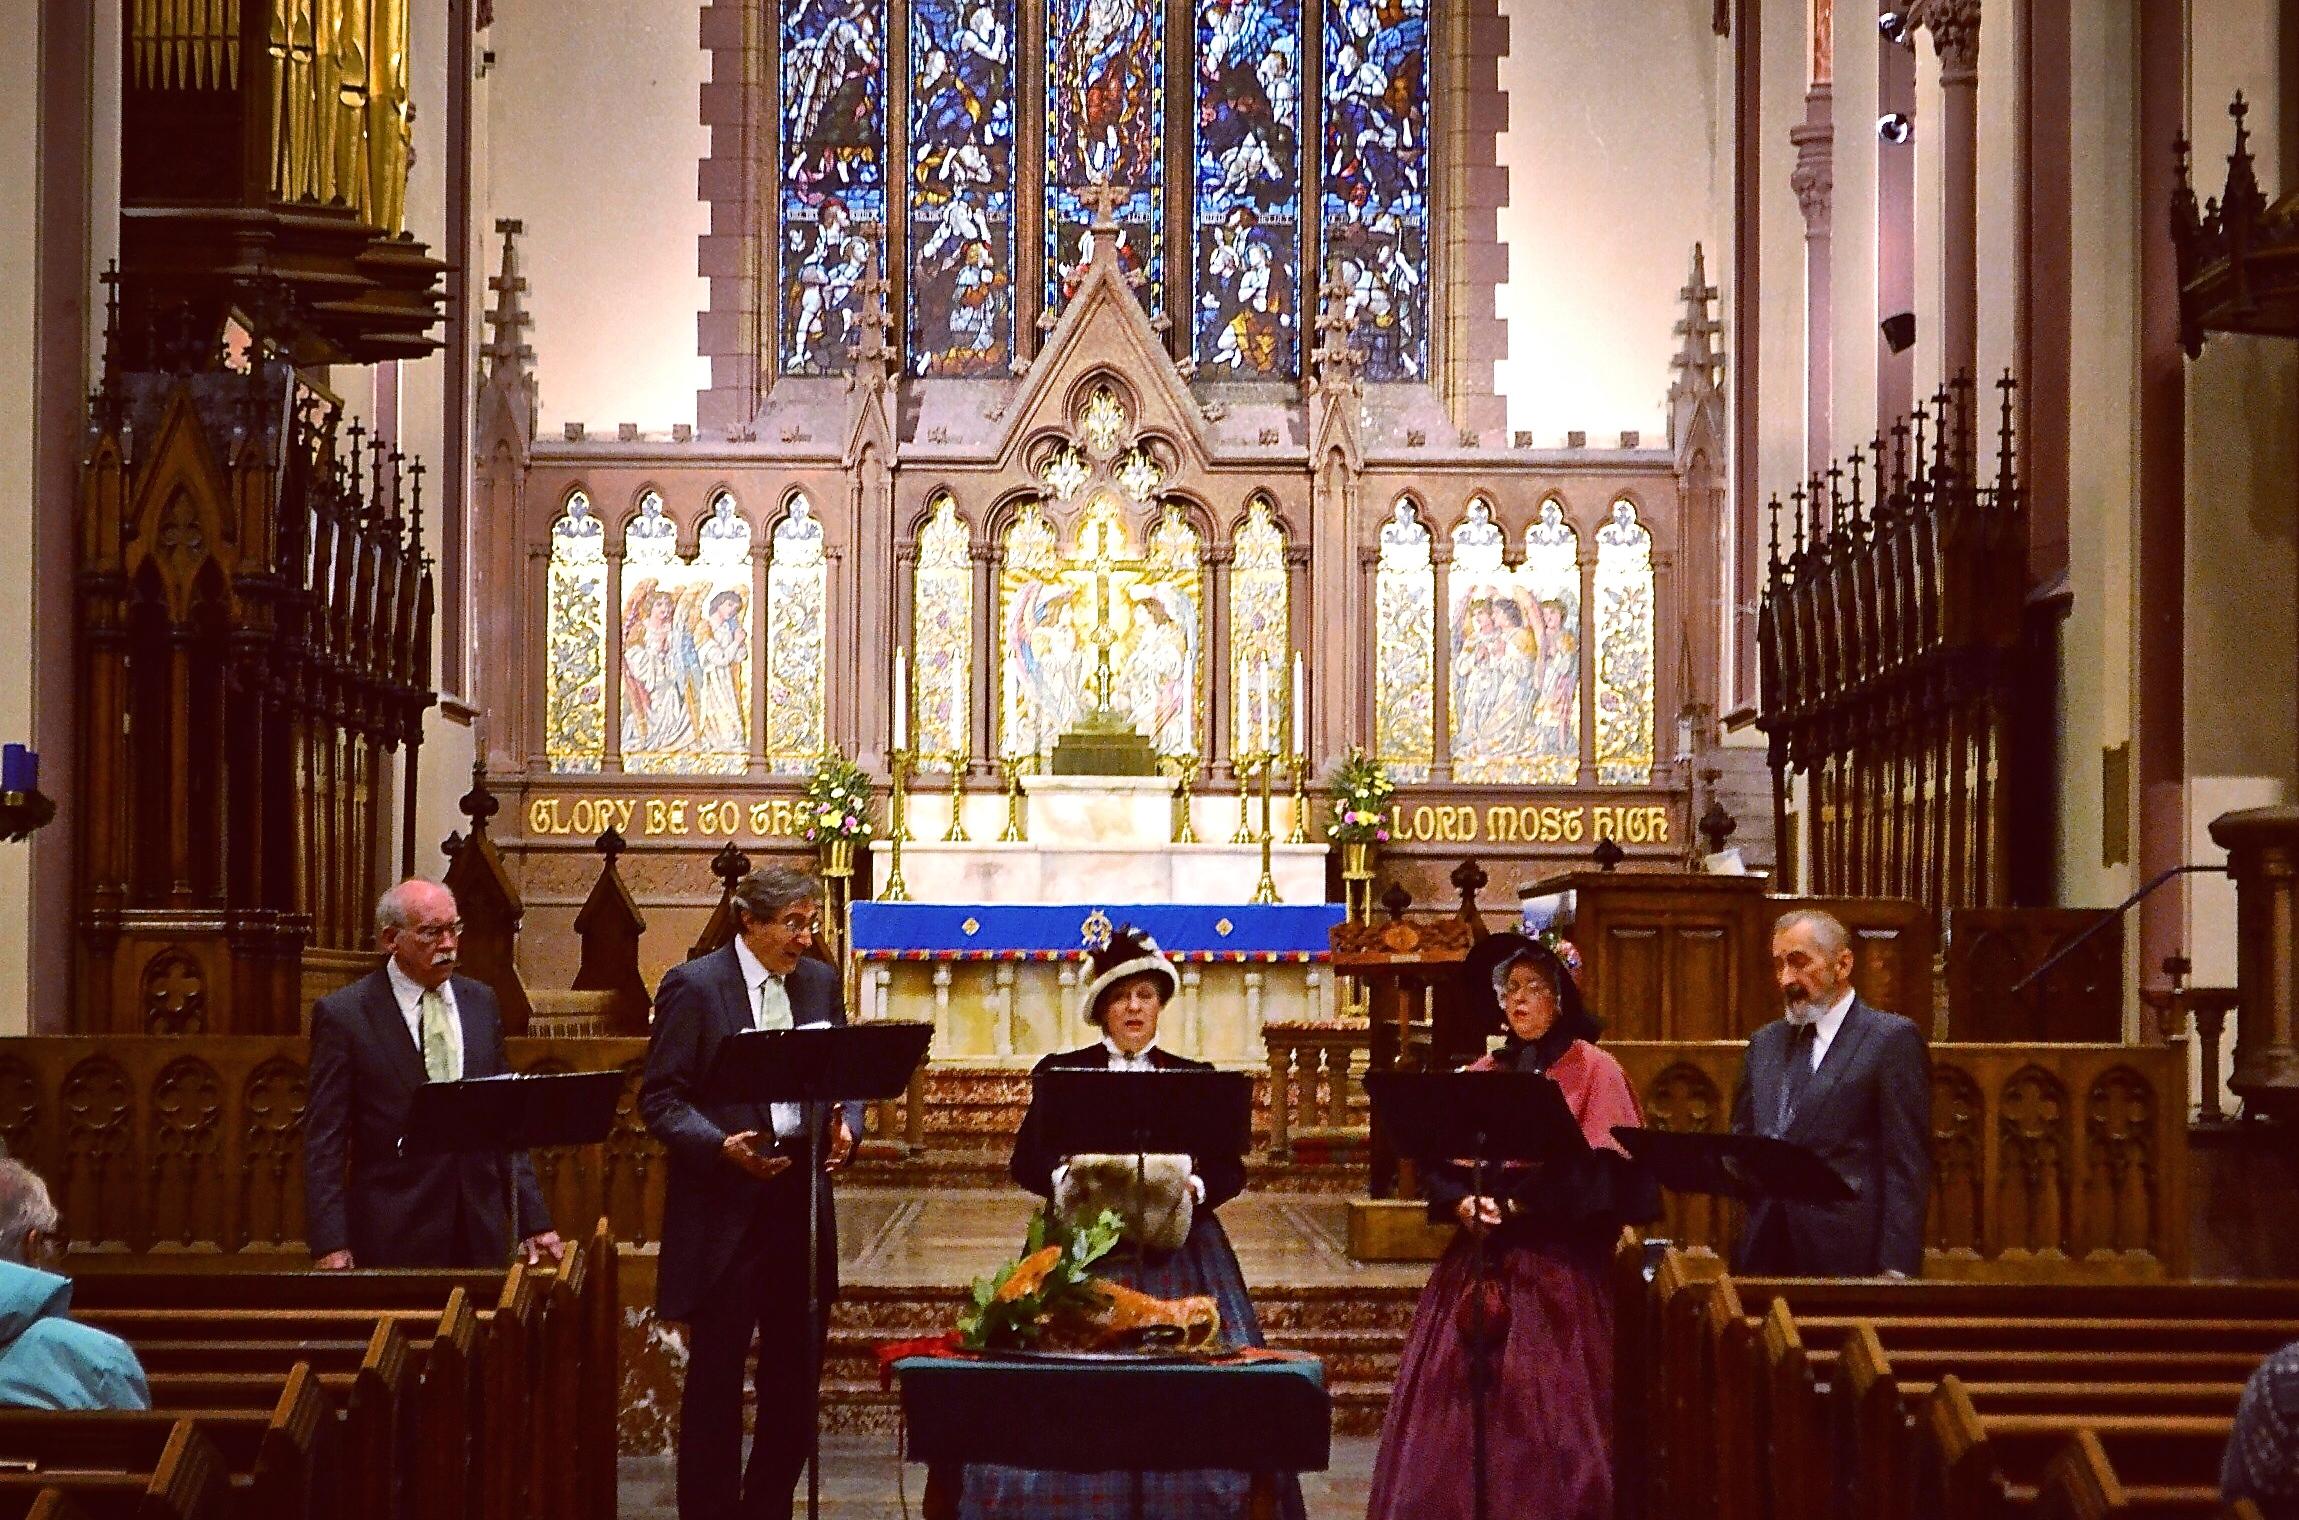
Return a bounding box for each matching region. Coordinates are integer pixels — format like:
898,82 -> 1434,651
1330,910 -> 1473,1260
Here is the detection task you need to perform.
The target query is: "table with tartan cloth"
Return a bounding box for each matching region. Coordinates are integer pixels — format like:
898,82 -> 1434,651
893,1350 -> 1330,1520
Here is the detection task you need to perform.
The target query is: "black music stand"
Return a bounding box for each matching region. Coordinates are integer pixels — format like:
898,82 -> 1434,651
703,1021 -> 934,1520
1610,1127 -> 1855,1203
399,1069 -> 625,1263
1031,1067 -> 1254,1520
1366,1070 -> 1590,1520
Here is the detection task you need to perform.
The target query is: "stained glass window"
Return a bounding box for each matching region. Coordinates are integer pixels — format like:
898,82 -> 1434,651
997,497 -> 1200,762
621,492 -> 752,775
1373,498 -> 1433,781
1229,498 -> 1288,757
1044,0 -> 1164,323
779,0 -> 888,376
765,497 -> 830,771
1191,0 -> 1302,376
1320,0 -> 1429,381
544,491 -> 607,774
908,0 -> 1016,376
1593,498 -> 1655,785
913,495 -> 975,767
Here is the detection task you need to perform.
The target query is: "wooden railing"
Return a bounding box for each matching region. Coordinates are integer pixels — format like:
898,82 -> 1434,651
0,1035 -> 2188,1275
1262,1022 -> 1370,1163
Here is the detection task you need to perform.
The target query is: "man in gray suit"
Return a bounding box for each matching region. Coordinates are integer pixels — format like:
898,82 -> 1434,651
1730,908 -> 1931,1277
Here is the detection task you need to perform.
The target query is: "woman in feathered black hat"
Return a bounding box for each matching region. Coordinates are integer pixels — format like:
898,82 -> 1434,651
961,925 -> 1304,1520
1365,933 -> 1660,1520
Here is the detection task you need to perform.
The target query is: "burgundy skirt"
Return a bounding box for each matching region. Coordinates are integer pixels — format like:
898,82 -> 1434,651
1365,1229 -> 1616,1520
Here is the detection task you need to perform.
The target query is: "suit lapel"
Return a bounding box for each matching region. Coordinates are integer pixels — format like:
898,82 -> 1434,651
363,972 -> 429,1089
1787,1000 -> 1876,1141
450,978 -> 488,1079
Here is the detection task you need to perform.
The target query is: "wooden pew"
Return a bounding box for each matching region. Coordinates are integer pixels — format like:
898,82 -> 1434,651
2033,1428 -> 2228,1520
5,1492 -> 95,1520
107,1320 -> 404,1520
0,1418 -> 229,1520
1640,1256 -> 2299,1520
0,1361 -> 330,1519
1917,1377 -> 2233,1520
1825,1318 -> 2247,1520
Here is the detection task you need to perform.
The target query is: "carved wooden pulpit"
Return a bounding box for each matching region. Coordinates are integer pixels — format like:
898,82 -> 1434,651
1330,886 -> 1474,1201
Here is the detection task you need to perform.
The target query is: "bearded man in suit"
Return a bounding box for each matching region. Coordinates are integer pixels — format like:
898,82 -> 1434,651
303,878 -> 562,1270
1730,908 -> 1932,1278
640,864 -> 860,1520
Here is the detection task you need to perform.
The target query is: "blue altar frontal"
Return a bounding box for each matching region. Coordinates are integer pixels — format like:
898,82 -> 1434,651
850,902 -> 1346,962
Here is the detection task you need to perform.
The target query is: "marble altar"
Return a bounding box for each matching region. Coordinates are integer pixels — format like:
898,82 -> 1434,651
858,775 -> 1336,1065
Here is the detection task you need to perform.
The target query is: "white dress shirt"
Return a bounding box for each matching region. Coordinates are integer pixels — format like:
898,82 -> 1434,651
1787,986 -> 1857,1072
1100,1036 -> 1160,1072
385,959 -> 463,1077
733,937 -> 804,1139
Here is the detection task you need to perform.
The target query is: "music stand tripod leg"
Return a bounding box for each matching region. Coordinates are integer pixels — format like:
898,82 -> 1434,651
806,1100 -> 826,1520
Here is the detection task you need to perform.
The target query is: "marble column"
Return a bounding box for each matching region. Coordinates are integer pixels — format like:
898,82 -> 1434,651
2206,809 -> 2299,1119
1790,91 -> 1835,475
1918,0 -> 1982,384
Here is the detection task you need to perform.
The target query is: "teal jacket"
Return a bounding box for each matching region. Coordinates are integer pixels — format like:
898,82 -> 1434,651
0,1260 -> 148,1410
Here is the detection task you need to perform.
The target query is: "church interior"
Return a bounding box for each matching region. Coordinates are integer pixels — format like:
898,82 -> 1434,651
7,0 -> 2299,1514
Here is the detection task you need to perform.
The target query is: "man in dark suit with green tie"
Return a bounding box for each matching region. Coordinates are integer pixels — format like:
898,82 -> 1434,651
303,878 -> 562,1270
641,864 -> 860,1520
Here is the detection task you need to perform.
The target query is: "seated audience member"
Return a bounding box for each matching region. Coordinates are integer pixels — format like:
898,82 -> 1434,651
0,1159 -> 149,1410
2226,1338 -> 2299,1520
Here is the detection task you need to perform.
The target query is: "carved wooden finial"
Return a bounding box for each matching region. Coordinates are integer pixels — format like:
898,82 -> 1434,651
1380,882 -> 1413,922
1591,835 -> 1625,873
709,840 -> 752,890
457,757 -> 501,837
596,825 -> 628,862
1450,857 -> 1488,924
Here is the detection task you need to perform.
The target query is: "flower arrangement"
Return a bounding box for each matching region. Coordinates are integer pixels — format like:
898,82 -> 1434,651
801,752 -> 875,844
1536,929 -> 1584,978
1326,746 -> 1395,844
956,1208 -> 1123,1351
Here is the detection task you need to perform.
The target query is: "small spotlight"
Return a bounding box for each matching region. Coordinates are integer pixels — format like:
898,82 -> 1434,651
1877,112 -> 1914,145
1880,313 -> 1916,354
1878,11 -> 1913,45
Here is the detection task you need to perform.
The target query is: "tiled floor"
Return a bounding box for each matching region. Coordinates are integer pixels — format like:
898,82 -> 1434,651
836,1187 -> 1432,1289
618,1433 -> 1379,1518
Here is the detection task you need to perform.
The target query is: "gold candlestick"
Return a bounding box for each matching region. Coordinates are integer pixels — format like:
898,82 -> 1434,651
998,755 -> 1027,842
1250,756 -> 1280,904
1286,756 -> 1310,844
1231,757 -> 1260,845
943,753 -> 970,842
1168,754 -> 1200,845
881,749 -> 914,902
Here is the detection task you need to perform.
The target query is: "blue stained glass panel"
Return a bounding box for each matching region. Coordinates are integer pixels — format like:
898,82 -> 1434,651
1044,0 -> 1165,322
779,0 -> 889,377
1319,0 -> 1429,382
1192,0 -> 1302,376
908,0 -> 1017,375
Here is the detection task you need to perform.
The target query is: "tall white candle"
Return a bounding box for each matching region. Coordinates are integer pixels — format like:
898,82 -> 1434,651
1257,662 -> 1272,755
1290,651 -> 1305,757
893,646 -> 908,751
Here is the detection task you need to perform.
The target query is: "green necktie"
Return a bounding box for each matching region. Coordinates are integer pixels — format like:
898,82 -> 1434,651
419,987 -> 459,1082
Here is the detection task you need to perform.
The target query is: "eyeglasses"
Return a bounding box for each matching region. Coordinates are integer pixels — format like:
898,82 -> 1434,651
407,921 -> 465,942
770,916 -> 821,937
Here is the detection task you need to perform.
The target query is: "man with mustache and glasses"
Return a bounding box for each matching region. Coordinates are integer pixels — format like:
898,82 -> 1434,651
303,877 -> 562,1270
1729,908 -> 1931,1278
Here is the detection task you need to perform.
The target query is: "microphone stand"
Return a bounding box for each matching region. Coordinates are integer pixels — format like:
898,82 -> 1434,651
1468,1131 -> 1493,1520
804,1095 -> 828,1520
